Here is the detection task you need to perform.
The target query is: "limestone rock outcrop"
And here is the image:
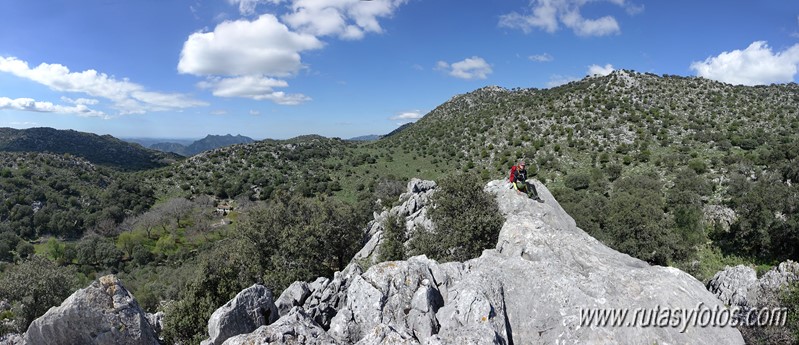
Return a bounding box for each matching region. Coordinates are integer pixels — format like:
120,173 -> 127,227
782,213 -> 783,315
219,179 -> 744,344
203,284 -> 279,345
23,275 -> 159,345
708,260 -> 799,309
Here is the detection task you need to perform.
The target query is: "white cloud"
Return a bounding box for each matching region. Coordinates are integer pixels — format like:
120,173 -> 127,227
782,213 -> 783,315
0,97 -> 106,117
0,56 -> 207,115
546,74 -> 579,88
178,14 -> 323,77
282,0 -> 409,40
529,53 -> 553,62
499,0 -> 638,37
227,0 -> 282,15
60,96 -> 99,105
437,57 -> 493,80
389,110 -> 423,121
199,75 -> 311,105
210,109 -> 228,115
249,109 -> 261,116
588,63 -> 615,76
690,41 -> 799,86
181,1 -> 410,105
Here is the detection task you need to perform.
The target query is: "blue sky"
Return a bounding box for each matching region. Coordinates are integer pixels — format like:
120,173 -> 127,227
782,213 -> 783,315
1,0 -> 798,139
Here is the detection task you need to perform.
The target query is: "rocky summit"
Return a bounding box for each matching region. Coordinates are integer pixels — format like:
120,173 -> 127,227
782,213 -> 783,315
15,179 -> 746,344
213,179 -> 745,344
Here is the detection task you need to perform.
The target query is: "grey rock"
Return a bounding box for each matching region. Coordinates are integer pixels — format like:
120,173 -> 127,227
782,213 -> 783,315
707,261 -> 799,312
276,282 -> 311,317
434,270 -> 509,344
23,275 -> 159,345
329,257 -> 450,344
355,324 -> 419,345
703,204 -> 737,232
707,265 -> 757,307
145,311 -> 164,338
301,263 -> 362,329
352,179 -> 436,266
221,307 -> 336,345
221,179 -> 745,345
0,333 -> 23,345
407,178 -> 436,194
746,260 -> 799,310
472,180 -> 743,344
206,284 -> 279,345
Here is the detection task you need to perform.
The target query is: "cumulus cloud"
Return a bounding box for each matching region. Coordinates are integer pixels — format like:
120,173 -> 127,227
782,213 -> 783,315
389,110 -> 423,121
499,0 -> 640,37
0,97 -> 106,117
182,1 -> 410,105
249,109 -> 261,116
282,0 -> 409,40
437,57 -> 493,80
199,75 -> 311,105
529,53 -> 553,62
690,41 -> 799,86
588,63 -> 615,76
0,56 -> 207,115
178,14 -> 323,77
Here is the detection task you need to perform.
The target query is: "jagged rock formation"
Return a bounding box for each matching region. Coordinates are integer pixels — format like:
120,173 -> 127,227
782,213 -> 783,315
352,178 -> 436,265
202,284 -> 279,345
708,261 -> 799,309
211,179 -> 744,344
23,275 -> 159,345
222,308 -> 334,345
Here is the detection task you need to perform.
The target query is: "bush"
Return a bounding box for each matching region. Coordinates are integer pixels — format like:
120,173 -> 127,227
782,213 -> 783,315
605,174 -> 676,265
161,242 -> 256,345
564,172 -> 591,191
0,256 -> 79,334
379,214 -> 406,262
236,193 -> 365,292
409,173 -> 503,262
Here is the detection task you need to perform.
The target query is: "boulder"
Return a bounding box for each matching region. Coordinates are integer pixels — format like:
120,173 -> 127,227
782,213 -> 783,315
205,284 -> 279,345
707,260 -> 799,311
276,281 -> 311,317
707,265 -> 757,307
221,307 -> 335,345
23,275 -> 159,345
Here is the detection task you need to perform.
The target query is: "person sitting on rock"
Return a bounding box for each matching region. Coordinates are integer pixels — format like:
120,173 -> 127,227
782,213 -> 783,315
509,160 -> 543,202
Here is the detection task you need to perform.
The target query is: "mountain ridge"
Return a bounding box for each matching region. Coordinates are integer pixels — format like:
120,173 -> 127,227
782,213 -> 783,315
0,127 -> 178,171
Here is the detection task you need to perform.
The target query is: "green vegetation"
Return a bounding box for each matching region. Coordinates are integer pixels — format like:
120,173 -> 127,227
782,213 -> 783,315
409,173 -> 504,262
379,214 -> 406,262
2,71 -> 799,340
0,256 -> 82,333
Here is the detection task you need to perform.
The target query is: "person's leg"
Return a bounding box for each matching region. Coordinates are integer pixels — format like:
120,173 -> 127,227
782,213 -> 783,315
515,181 -> 526,193
526,182 -> 542,200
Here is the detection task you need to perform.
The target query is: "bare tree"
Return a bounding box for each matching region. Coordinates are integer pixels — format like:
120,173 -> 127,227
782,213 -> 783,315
160,198 -> 194,228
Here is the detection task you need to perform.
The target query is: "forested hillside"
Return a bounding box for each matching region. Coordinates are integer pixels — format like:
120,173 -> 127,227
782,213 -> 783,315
0,127 -> 178,170
1,71 -> 798,342
380,70 -> 799,277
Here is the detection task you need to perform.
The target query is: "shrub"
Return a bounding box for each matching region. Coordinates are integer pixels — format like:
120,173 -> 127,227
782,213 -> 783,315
409,173 -> 503,262
0,256 -> 79,334
564,172 -> 591,191
379,214 -> 406,262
